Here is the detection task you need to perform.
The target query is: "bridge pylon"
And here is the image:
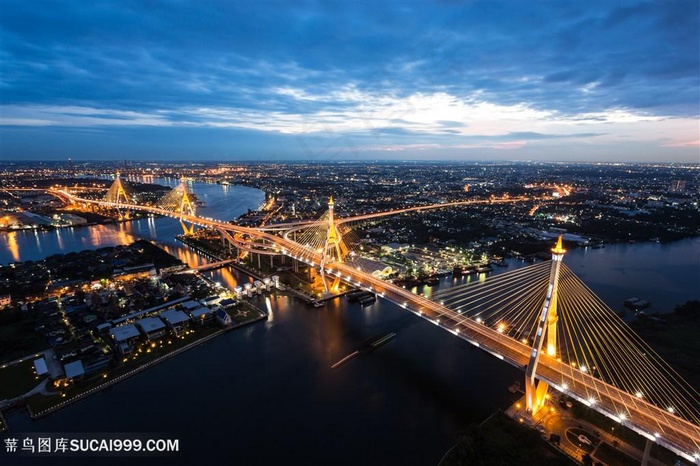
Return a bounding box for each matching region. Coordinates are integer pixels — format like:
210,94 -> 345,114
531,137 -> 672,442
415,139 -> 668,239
105,171 -> 134,205
156,177 -> 198,235
180,220 -> 195,236
525,235 -> 565,415
319,196 -> 348,293
178,178 -> 196,235
105,172 -> 136,220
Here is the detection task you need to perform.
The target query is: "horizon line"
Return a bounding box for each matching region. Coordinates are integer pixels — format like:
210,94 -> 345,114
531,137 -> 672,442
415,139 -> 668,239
1,159 -> 699,166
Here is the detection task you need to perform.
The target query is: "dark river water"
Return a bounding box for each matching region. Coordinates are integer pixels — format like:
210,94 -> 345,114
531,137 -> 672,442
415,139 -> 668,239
1,180 -> 698,466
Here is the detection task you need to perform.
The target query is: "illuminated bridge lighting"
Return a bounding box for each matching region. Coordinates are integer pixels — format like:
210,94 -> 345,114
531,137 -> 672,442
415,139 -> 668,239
56,190 -> 700,458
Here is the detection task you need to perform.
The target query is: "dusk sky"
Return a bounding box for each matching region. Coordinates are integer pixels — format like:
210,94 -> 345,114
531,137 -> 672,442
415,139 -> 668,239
1,1 -> 698,163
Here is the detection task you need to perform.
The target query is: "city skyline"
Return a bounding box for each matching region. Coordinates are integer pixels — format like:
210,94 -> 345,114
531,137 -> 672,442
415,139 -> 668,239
1,1 -> 699,162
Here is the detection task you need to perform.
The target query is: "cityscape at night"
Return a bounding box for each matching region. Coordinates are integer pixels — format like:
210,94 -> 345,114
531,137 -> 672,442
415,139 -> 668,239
1,2 -> 699,466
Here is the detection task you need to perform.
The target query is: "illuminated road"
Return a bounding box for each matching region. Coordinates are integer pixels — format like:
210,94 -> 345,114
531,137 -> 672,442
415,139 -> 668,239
277,195 -> 538,245
53,189 -> 700,462
336,195 -> 530,225
326,261 -> 700,462
276,195 -> 536,239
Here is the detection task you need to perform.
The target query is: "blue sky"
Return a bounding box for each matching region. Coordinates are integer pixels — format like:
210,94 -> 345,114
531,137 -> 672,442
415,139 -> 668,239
1,1 -> 698,162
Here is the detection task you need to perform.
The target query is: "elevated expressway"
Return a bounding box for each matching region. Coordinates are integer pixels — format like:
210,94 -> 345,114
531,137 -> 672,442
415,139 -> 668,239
53,189 -> 700,462
276,195 -> 532,239
337,196 -> 529,225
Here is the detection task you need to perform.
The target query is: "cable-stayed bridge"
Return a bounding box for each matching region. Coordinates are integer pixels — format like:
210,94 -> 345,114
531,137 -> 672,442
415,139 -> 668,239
50,183 -> 700,463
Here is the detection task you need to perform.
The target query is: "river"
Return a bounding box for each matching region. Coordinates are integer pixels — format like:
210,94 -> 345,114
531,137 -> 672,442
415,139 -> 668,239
1,180 -> 698,466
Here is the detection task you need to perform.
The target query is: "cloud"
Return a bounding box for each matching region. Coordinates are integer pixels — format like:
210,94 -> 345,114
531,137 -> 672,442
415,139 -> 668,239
0,1 -> 698,161
662,140 -> 700,148
0,105 -> 172,127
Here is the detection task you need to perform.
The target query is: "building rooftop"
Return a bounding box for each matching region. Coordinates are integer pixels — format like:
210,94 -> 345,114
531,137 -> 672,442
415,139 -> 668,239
180,300 -> 202,310
159,309 -> 190,325
64,360 -> 85,379
137,317 -> 166,333
190,307 -> 212,319
34,358 -> 48,376
219,298 -> 236,307
109,324 -> 140,342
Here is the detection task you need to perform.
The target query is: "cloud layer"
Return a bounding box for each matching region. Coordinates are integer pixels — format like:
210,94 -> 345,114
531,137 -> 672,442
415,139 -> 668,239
1,1 -> 698,161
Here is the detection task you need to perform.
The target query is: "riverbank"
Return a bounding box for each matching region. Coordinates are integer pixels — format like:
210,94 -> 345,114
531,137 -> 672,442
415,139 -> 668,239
438,410 -> 575,466
630,300 -> 700,388
24,312 -> 266,421
0,244 -> 271,429
0,210 -> 158,237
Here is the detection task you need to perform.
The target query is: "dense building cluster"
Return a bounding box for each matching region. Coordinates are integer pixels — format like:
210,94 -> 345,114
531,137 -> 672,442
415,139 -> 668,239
3,160 -> 697,284
0,240 -> 261,395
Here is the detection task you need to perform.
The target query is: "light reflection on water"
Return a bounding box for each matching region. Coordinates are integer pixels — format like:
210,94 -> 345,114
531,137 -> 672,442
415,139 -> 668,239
206,265 -> 246,290
55,227 -> 64,251
0,181 -> 265,266
5,231 -> 20,262
160,243 -> 208,269
146,215 -> 157,238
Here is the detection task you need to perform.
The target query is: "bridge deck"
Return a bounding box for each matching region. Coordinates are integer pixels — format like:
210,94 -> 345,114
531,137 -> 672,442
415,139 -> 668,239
53,189 -> 700,462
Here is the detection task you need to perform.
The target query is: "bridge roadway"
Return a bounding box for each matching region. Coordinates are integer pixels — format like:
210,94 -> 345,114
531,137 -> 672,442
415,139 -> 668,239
325,261 -> 700,462
54,190 -> 700,462
257,196 -> 533,234
276,195 -> 535,238
336,195 -> 530,225
190,259 -> 236,272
